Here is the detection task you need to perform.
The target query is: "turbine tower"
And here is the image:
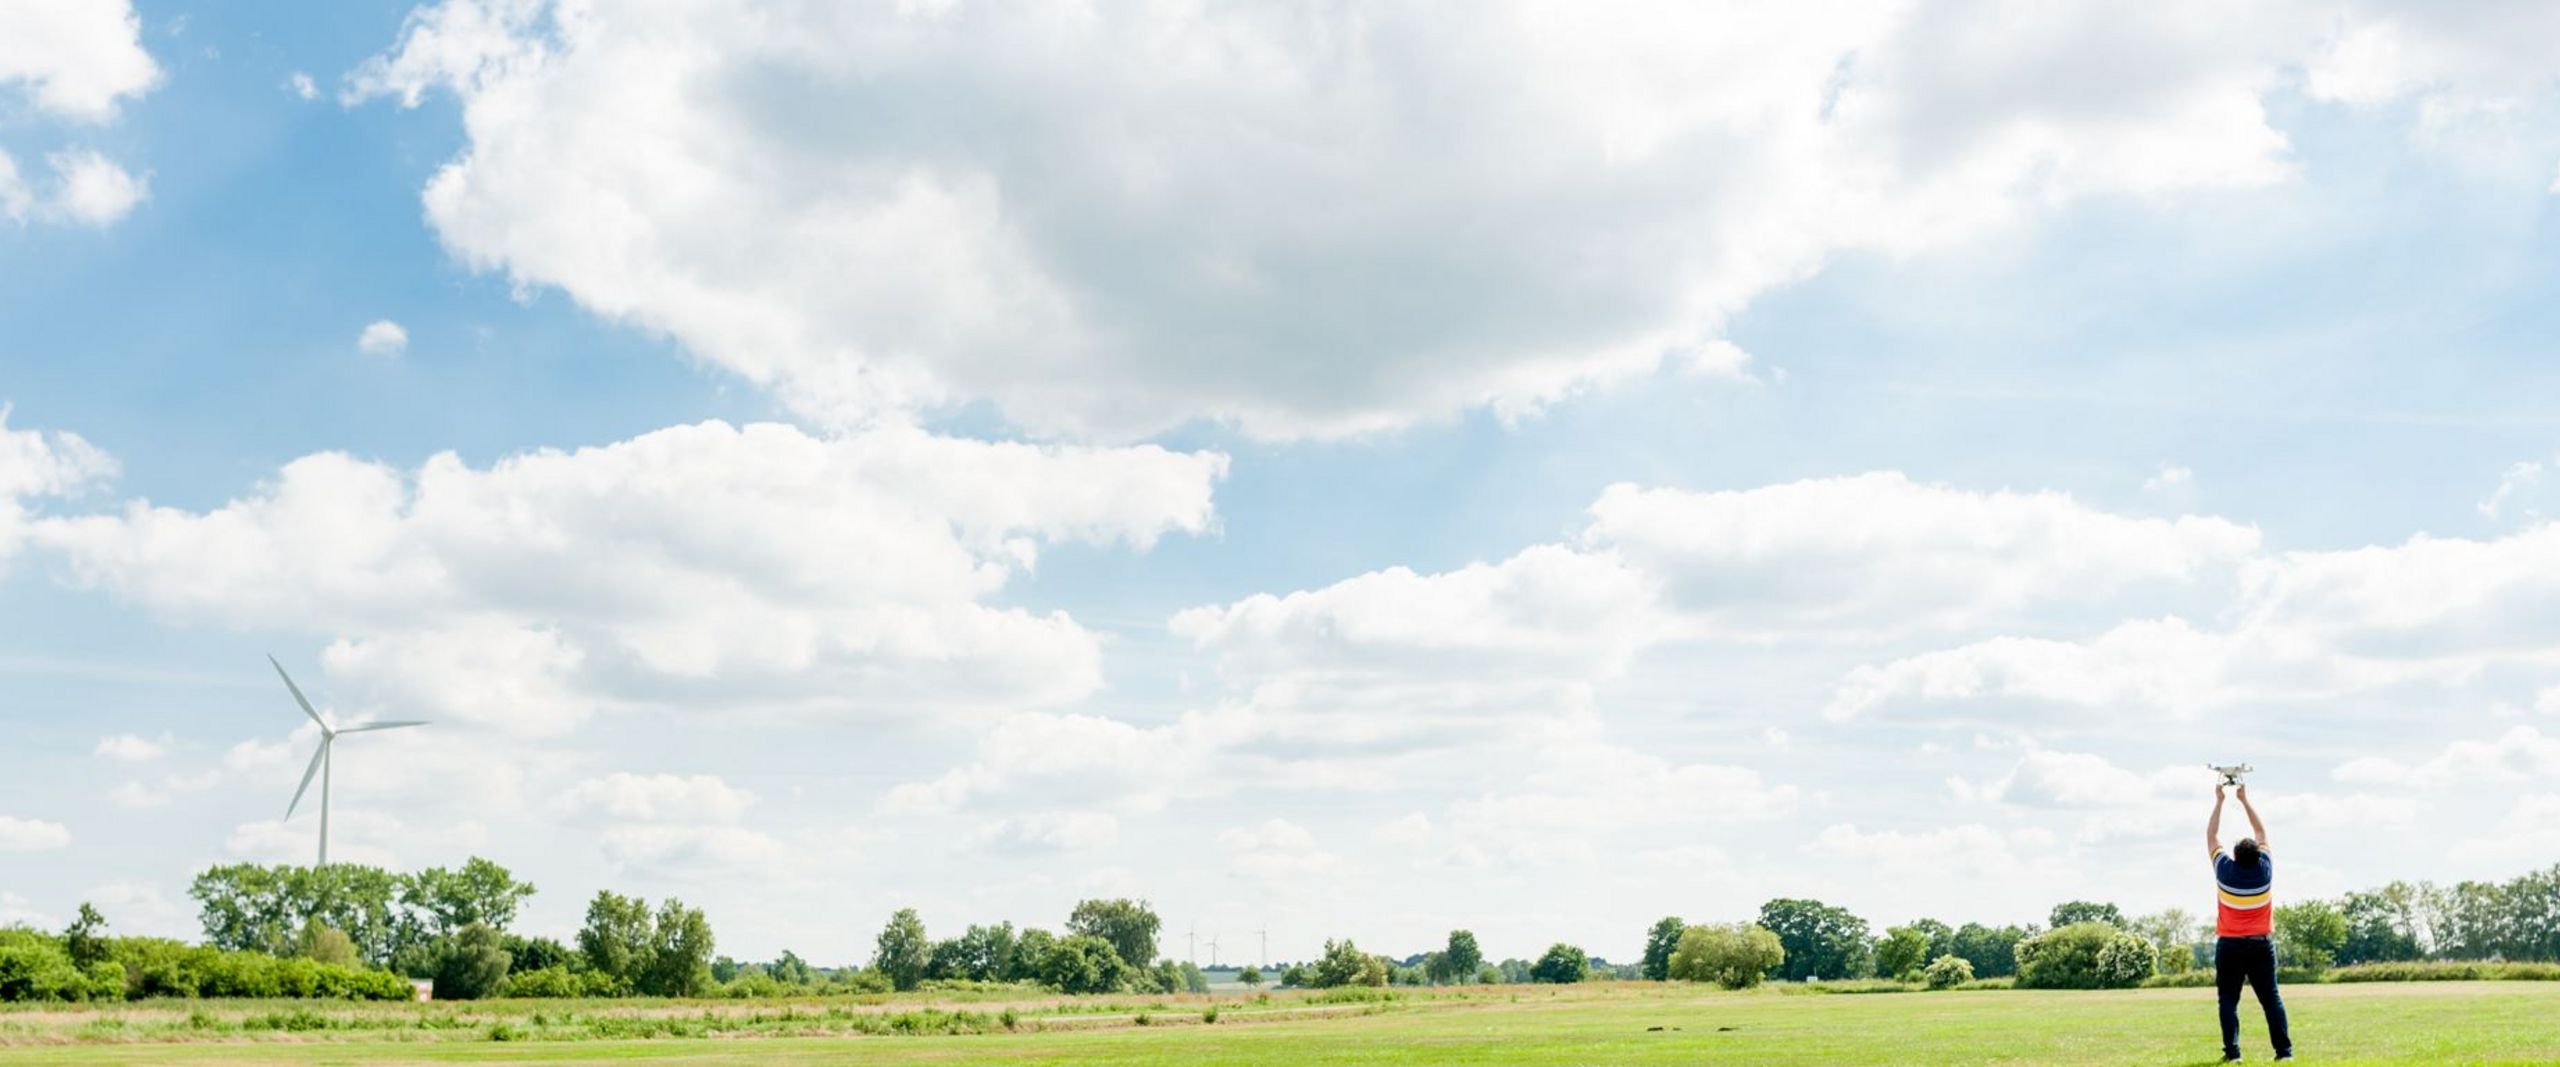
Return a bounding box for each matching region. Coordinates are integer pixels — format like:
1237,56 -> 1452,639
270,655 -> 426,867
1206,934 -> 1220,968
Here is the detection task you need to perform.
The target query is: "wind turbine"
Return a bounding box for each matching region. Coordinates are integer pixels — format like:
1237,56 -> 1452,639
1206,934 -> 1221,968
270,655 -> 426,867
1186,922 -> 1198,966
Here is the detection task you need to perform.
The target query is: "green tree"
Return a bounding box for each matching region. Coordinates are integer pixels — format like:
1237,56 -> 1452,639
1310,939 -> 1385,988
1756,898 -> 1873,981
2048,901 -> 2126,929
503,934 -> 574,974
433,922 -> 512,1000
2015,923 -> 2153,989
1668,923 -> 1785,989
400,858 -> 536,938
1238,963 -> 1262,987
2274,901 -> 2350,973
293,919 -> 360,968
1640,916 -> 1684,981
1922,954 -> 1974,990
2339,886 -> 2425,965
1007,928 -> 1057,983
1530,943 -> 1589,984
190,863 -> 406,964
770,949 -> 817,987
1907,918 -> 1955,961
62,904 -> 109,968
1875,925 -> 1930,981
1066,899 -> 1162,973
873,908 -> 931,992
1042,934 -> 1129,994
2127,909 -> 2201,975
641,897 -> 715,997
577,891 -> 654,991
1179,960 -> 1209,993
1443,930 -> 1484,985
1949,922 -> 2031,979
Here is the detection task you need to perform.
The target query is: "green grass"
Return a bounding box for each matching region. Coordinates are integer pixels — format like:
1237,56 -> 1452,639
5,981 -> 2558,1064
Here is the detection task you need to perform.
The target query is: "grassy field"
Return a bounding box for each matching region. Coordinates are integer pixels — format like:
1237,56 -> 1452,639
7,981 -> 2560,1065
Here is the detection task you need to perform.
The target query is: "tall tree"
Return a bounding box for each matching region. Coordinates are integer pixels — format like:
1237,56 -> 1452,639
1906,918 -> 1955,961
61,903 -> 108,968
1875,925 -> 1930,981
1443,930 -> 1484,985
1757,898 -> 1874,981
874,908 -> 931,992
434,922 -> 513,1000
642,897 -> 716,997
578,890 -> 655,991
1066,898 -> 1162,970
400,858 -> 536,937
1640,917 -> 1685,981
2048,901 -> 2126,929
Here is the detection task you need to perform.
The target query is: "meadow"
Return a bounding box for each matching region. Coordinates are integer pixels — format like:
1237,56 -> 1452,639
7,979 -> 2560,1065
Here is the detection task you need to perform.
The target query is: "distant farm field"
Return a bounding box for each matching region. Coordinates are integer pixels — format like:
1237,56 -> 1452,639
8,981 -> 2560,1065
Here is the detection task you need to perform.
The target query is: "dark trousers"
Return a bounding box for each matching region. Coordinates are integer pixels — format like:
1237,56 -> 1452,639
2216,936 -> 2292,1058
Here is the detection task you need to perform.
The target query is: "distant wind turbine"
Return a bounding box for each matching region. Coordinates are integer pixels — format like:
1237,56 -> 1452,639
270,655 -> 426,866
1206,934 -> 1221,969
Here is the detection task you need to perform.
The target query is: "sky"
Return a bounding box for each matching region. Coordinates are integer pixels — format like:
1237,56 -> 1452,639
6,0 -> 2560,969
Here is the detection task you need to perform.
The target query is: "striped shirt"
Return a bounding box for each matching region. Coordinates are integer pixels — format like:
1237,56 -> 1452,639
2214,851 -> 2274,937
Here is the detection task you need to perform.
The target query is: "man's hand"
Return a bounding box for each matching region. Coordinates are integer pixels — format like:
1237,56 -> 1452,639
2216,782 -> 2227,802
2235,783 -> 2249,803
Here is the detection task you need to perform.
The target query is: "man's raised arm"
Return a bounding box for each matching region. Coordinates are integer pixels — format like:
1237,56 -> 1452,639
2238,782 -> 2268,852
2208,783 -> 2225,858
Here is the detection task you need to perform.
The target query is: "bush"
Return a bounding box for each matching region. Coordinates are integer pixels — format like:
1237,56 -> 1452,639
1041,934 -> 1130,994
432,923 -> 512,1001
2328,961 -> 2560,983
500,965 -> 585,998
2016,923 -> 2155,990
1309,939 -> 1388,988
1530,943 -> 1589,984
1922,954 -> 1974,990
1669,924 -> 1785,989
0,934 -> 91,1002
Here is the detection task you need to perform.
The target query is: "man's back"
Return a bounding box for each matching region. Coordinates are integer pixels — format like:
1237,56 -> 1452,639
2214,852 -> 2273,937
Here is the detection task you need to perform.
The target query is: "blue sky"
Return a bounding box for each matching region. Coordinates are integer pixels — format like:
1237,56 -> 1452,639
6,0 -> 2560,966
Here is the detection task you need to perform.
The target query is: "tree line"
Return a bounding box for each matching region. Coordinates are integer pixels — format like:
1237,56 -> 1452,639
6,858 -> 2556,1003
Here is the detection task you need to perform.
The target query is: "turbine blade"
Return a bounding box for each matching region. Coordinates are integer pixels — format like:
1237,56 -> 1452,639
335,720 -> 428,734
268,655 -> 329,734
287,741 -> 327,818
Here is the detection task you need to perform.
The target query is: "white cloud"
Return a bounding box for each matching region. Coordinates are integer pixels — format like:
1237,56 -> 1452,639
93,732 -> 170,762
224,810 -> 488,868
338,0 -> 2376,440
597,824 -> 788,873
971,811 -> 1119,856
1220,818 -> 1339,881
87,881 -> 192,939
44,149 -> 147,226
0,815 -> 74,852
2333,725 -> 2560,789
2477,458 -> 2543,518
0,407 -> 116,567
2143,464 -> 2194,494
2451,793 -> 2560,867
1583,474 -> 2257,636
0,892 -> 50,928
357,320 -> 409,358
0,0 -> 160,122
554,772 -> 756,823
882,712 -> 1203,815
33,420 -> 1224,736
1805,822 -> 2055,871
289,72 -> 318,100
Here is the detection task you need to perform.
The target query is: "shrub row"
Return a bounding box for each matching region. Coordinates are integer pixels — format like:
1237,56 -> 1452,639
1,930 -> 412,1002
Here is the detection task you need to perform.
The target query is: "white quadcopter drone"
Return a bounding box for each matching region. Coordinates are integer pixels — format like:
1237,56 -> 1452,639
2208,763 -> 2253,786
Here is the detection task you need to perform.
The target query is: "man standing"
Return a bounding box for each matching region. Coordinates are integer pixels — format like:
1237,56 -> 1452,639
2209,781 -> 2292,1062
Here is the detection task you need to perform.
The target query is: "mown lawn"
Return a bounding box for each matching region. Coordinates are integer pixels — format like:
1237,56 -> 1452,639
7,981 -> 2560,1065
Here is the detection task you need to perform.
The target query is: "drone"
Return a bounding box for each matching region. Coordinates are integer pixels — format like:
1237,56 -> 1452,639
2208,763 -> 2253,786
